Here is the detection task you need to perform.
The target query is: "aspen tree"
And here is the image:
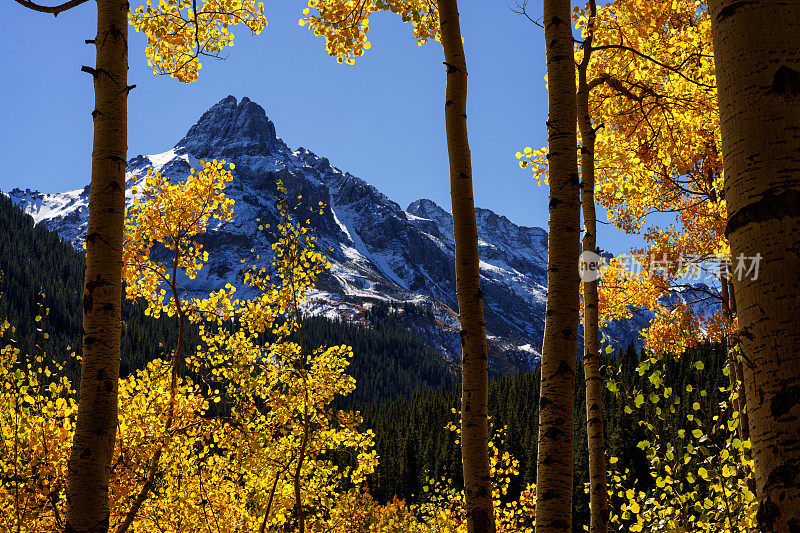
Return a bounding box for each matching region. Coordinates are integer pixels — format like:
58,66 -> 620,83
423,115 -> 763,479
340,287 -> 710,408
536,0 -> 581,531
576,2 -> 608,531
709,1 -> 800,529
67,2 -> 129,528
11,0 -> 264,529
436,1 -> 496,530
12,0 -> 129,529
298,3 -> 496,529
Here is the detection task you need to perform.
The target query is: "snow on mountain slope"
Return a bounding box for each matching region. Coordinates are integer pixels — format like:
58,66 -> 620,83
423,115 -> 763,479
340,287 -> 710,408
3,96 -> 718,372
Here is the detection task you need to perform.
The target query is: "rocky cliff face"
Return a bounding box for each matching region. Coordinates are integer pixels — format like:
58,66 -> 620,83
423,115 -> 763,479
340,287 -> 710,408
176,96 -> 280,159
4,96 -> 717,372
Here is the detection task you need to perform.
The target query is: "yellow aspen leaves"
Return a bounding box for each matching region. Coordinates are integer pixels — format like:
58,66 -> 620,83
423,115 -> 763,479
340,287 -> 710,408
0,310 -> 76,532
2,179 -> 380,531
604,350 -> 757,532
515,146 -> 550,186
297,0 -> 439,64
516,0 -> 733,358
130,0 -> 267,82
123,159 -> 235,320
393,421 -> 536,532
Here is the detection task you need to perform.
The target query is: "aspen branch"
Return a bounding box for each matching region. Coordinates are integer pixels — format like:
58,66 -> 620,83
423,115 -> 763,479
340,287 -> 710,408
509,0 -> 543,28
591,43 -> 715,89
588,72 -> 642,101
12,0 -> 89,15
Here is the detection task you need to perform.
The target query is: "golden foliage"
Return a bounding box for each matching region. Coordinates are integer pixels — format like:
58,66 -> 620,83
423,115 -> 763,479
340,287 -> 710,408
123,159 -> 235,321
297,0 -> 439,64
130,0 -> 267,82
1,172 -> 377,532
0,309 -> 76,531
517,0 -> 731,357
605,355 -> 757,532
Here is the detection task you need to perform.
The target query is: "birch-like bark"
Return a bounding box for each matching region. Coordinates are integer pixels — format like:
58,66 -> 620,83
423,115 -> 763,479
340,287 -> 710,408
65,0 -> 128,530
437,0 -> 496,530
577,5 -> 608,530
536,0 -> 581,530
710,1 -> 800,529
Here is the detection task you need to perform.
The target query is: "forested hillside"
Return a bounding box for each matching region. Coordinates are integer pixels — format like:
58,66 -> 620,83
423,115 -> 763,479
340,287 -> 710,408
361,343 -> 730,531
0,194 -> 454,402
302,305 -> 457,404
1,191 -> 734,532
0,193 -> 191,378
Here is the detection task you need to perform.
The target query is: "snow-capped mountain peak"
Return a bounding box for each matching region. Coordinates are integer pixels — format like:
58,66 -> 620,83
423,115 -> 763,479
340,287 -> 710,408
5,96 -> 713,372
175,95 -> 283,160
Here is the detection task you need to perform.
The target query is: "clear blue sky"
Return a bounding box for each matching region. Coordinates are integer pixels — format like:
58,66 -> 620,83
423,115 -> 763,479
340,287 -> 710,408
0,0 -> 635,254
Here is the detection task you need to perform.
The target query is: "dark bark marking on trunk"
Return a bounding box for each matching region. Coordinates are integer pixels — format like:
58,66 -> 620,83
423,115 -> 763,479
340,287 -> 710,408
716,1 -> 756,23
772,65 -> 800,98
771,384 -> 800,418
542,425 -> 566,439
548,519 -> 570,530
443,61 -> 461,74
758,496 -> 779,531
556,361 -> 572,375
106,155 -> 127,167
725,189 -> 800,237
766,462 -> 800,491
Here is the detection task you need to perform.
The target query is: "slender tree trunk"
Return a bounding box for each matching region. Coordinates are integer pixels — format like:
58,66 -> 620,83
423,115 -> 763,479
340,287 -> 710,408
64,0 -> 128,530
709,1 -> 800,530
577,6 -> 608,531
115,272 -> 185,533
293,409 -> 310,533
436,1 -> 495,531
721,272 -> 749,444
725,277 -> 751,444
722,273 -> 758,496
536,0 -> 581,530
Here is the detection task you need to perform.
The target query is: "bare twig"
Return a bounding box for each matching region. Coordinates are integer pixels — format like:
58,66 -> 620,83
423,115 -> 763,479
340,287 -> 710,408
509,0 -> 543,28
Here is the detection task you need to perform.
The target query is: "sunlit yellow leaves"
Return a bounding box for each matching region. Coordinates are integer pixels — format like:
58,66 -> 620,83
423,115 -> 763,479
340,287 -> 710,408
173,184 -> 376,531
0,304 -> 77,532
130,0 -> 267,82
608,352 -> 757,532
592,256 -> 667,330
123,159 -> 235,320
515,0 -> 731,358
576,0 -> 730,356
2,180 -> 382,531
403,422 -> 535,532
298,0 -> 439,64
515,145 -> 550,186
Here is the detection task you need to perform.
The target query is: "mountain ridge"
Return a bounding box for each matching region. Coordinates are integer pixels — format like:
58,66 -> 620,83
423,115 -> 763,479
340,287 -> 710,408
4,95 -> 713,372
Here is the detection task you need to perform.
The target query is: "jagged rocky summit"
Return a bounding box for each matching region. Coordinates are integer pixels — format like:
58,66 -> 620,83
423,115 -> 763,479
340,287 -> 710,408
5,96 -> 712,372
